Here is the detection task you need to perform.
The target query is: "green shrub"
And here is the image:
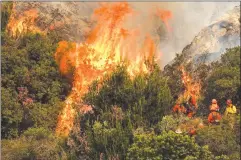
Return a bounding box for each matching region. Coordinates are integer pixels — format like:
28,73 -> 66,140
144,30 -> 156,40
1,33 -> 71,138
156,114 -> 190,133
195,121 -> 240,156
127,130 -> 214,160
200,47 -> 240,114
2,127 -> 67,160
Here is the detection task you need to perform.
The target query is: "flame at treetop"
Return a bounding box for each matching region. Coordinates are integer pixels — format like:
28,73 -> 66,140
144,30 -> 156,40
6,3 -> 44,38
178,65 -> 201,106
175,66 -> 203,134
55,2 -> 172,136
156,8 -> 173,32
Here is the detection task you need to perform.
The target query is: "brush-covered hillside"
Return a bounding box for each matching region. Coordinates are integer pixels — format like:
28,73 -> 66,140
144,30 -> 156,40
1,2 -> 240,160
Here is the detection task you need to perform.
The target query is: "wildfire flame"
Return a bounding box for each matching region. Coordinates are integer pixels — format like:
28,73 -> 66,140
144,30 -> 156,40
6,3 -> 44,38
175,66 -> 202,134
5,2 -> 173,137
156,8 -> 173,32
53,2 -> 172,136
178,65 -> 201,107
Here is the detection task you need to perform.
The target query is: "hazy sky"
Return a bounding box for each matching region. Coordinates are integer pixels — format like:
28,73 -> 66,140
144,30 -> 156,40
126,2 -> 239,66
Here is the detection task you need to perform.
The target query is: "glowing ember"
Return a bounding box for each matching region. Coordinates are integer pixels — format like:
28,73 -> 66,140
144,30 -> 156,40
55,2 -> 172,136
6,3 -> 44,38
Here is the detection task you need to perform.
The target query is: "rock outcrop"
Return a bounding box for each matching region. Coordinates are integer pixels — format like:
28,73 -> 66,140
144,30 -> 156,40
181,5 -> 240,64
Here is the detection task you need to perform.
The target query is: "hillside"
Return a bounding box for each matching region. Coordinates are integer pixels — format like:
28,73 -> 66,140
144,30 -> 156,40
6,2 -> 98,41
1,2 -> 240,160
180,5 -> 240,64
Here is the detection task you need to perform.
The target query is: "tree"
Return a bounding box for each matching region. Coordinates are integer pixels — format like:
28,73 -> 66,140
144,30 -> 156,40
1,2 -> 13,32
83,65 -> 173,127
1,88 -> 23,138
163,54 -> 184,100
86,119 -> 132,159
78,64 -> 173,159
143,67 -> 173,125
1,33 -> 71,138
200,47 -> 240,114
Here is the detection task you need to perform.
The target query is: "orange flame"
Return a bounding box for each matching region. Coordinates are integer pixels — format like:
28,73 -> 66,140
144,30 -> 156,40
178,66 -> 201,107
55,2 -> 172,136
6,3 -> 44,38
156,8 -> 173,32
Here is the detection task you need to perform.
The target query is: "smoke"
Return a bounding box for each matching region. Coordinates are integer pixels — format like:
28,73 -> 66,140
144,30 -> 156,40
125,2 -> 239,67
13,2 -> 239,67
74,2 -> 238,67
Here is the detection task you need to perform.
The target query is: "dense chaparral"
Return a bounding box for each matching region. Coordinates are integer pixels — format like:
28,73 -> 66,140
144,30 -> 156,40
1,2 -> 240,160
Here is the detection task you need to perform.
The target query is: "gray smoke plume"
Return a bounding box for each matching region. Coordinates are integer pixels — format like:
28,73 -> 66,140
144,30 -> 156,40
125,2 -> 239,67
69,2 -> 238,66
12,2 -> 239,67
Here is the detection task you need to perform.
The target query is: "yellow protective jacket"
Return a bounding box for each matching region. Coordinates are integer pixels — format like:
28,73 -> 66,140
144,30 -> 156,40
225,105 -> 237,115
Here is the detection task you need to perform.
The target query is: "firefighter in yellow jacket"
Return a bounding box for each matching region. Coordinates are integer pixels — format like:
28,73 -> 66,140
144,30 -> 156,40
224,99 -> 237,129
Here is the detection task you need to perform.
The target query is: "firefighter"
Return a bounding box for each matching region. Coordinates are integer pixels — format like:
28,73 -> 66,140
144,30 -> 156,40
208,99 -> 221,124
209,99 -> 219,112
208,111 -> 221,124
224,99 -> 237,129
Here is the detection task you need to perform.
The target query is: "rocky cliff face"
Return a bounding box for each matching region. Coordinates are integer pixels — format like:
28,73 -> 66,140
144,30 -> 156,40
180,5 -> 240,64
